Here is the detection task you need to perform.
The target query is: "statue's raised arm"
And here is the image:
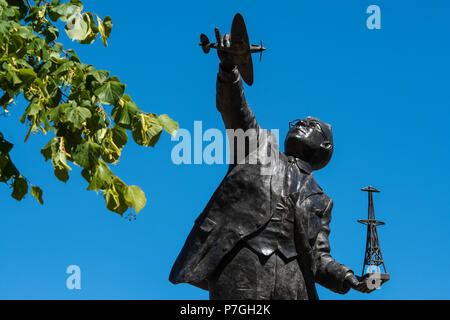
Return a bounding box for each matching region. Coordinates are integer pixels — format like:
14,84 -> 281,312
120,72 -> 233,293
199,13 -> 265,132
198,14 -> 267,164
215,30 -> 259,132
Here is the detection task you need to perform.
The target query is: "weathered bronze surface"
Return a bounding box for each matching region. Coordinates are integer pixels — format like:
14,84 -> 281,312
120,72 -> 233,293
169,13 -> 385,299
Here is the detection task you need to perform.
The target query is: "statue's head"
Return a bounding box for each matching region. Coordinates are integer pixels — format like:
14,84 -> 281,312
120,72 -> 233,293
284,117 -> 333,171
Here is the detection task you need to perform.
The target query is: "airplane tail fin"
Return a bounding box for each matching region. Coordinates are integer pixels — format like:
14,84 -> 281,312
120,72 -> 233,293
200,34 -> 210,54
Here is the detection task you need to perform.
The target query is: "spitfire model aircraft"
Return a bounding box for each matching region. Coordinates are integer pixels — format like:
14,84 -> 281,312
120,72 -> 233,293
200,13 -> 266,86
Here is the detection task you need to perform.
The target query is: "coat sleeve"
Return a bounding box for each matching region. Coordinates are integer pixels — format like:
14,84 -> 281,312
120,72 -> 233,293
216,64 -> 259,132
216,64 -> 263,164
313,198 -> 353,294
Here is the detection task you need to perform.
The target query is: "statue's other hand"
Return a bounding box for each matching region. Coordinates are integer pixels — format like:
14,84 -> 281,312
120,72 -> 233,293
344,272 -> 378,294
215,28 -> 237,71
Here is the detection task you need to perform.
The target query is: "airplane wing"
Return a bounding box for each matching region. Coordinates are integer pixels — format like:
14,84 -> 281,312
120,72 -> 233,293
231,13 -> 249,50
231,13 -> 253,85
237,55 -> 253,86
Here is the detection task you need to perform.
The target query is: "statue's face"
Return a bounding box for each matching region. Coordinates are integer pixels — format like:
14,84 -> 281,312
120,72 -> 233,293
284,117 -> 333,170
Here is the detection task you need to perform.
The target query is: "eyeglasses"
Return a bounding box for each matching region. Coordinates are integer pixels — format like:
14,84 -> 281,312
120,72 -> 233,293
289,119 -> 303,129
289,119 -> 329,141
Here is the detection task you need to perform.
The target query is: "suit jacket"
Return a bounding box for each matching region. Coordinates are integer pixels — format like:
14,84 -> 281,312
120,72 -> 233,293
169,66 -> 352,299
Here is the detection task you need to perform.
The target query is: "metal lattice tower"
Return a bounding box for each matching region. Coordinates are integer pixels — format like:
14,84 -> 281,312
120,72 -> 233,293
357,186 -> 387,275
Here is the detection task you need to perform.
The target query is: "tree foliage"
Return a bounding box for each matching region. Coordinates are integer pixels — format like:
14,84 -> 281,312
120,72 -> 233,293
0,0 -> 178,216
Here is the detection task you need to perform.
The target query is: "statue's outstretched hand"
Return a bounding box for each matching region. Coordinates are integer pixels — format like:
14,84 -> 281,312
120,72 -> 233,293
215,28 -> 237,71
344,272 -> 383,293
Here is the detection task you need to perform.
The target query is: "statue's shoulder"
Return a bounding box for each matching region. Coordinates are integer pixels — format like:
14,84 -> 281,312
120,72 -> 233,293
298,174 -> 331,203
295,177 -> 333,217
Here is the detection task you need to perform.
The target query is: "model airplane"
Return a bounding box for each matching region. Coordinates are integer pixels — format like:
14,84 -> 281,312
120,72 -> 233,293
199,13 -> 266,86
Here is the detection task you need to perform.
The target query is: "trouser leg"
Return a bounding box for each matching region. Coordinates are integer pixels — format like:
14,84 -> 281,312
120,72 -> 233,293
209,245 -> 274,300
209,245 -> 308,300
272,254 -> 308,300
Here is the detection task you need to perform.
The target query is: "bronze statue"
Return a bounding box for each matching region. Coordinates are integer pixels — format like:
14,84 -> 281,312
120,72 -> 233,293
169,13 -> 385,300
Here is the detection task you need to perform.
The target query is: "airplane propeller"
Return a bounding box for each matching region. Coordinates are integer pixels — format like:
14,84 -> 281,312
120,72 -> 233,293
260,40 -> 263,62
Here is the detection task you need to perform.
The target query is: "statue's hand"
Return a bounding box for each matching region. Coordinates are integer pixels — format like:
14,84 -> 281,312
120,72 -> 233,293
214,28 -> 237,71
344,272 -> 380,293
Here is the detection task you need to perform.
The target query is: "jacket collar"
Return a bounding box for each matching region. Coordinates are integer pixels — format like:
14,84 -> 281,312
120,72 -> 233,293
295,158 -> 312,174
284,154 -> 312,174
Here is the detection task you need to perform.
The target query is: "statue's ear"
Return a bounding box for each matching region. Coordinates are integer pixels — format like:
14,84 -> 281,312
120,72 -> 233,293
320,141 -> 333,151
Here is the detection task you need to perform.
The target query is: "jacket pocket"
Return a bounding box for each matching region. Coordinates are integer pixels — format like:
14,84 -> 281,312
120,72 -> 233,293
199,217 -> 216,233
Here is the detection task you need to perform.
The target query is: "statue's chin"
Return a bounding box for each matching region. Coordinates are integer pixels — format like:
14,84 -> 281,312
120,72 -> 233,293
284,149 -> 309,163
284,138 -> 309,160
285,144 -> 331,171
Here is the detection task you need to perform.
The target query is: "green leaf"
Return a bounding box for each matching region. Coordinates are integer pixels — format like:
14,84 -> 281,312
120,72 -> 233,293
0,21 -> 10,34
65,15 -> 89,41
39,111 -> 51,132
53,42 -> 64,53
158,114 -> 179,136
101,136 -> 121,164
0,154 -> 9,172
97,15 -> 112,46
28,37 -> 45,52
103,16 -> 113,39
124,185 -> 146,213
65,49 -> 80,62
50,140 -> 72,183
73,140 -> 101,169
104,187 -> 127,215
65,106 -> 92,129
79,13 -> 98,45
14,26 -> 34,40
48,103 -> 70,123
35,78 -> 49,98
95,80 -> 125,105
95,81 -> 125,106
11,176 -> 28,201
8,70 -> 22,85
52,148 -> 72,171
54,166 -> 69,182
103,177 -> 128,215
30,185 -> 44,204
87,161 -> 112,192
86,69 -> 109,84
41,138 -> 57,162
54,60 -> 74,75
111,99 -> 138,128
0,155 -> 19,183
24,103 -> 41,116
43,25 -> 59,42
5,0 -> 28,18
48,2 -> 82,22
131,114 -> 163,147
0,132 -> 14,153
17,68 -> 36,84
111,125 -> 128,149
0,92 -> 12,107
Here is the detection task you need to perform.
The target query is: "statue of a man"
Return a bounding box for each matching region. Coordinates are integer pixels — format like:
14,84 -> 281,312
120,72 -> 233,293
169,30 -> 375,300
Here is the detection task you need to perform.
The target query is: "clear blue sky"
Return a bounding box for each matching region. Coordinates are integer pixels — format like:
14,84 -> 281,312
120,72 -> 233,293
1,0 -> 449,299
